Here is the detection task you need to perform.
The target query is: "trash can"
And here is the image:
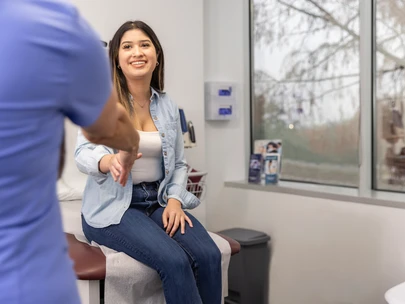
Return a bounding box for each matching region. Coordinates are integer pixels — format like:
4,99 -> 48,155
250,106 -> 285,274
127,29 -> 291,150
219,228 -> 271,304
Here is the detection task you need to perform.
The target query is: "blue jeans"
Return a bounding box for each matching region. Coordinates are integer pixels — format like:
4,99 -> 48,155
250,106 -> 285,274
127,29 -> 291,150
82,182 -> 222,304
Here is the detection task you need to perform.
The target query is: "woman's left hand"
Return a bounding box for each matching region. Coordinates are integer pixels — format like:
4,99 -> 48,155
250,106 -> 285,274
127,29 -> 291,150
162,199 -> 193,237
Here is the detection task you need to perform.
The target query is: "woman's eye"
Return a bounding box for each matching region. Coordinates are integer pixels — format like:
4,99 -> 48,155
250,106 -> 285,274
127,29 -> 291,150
141,43 -> 150,48
123,45 -> 131,49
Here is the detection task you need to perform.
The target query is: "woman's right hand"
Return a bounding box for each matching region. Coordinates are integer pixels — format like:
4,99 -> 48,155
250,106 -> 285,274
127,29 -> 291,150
116,150 -> 142,186
108,154 -> 124,183
99,154 -> 123,181
99,151 -> 142,186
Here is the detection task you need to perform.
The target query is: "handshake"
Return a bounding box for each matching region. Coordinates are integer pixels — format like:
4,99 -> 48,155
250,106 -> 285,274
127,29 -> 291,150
59,129 -> 141,187
105,148 -> 142,187
95,124 -> 142,187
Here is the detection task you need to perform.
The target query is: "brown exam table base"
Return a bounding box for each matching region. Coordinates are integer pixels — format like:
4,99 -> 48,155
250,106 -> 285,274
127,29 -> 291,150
66,232 -> 241,281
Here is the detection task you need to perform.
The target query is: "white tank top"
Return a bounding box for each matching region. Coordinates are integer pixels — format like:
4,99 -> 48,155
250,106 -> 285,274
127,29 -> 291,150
131,130 -> 163,184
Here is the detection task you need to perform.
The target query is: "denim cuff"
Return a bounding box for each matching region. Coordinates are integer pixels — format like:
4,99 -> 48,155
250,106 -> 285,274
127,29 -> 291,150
166,183 -> 200,209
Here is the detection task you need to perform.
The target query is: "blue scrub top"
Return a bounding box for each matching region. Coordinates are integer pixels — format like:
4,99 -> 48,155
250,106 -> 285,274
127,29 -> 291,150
0,1 -> 112,303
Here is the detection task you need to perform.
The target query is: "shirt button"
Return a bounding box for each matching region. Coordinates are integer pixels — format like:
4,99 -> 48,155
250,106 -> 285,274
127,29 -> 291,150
153,116 -> 158,120
161,133 -> 165,137
165,169 -> 169,174
164,151 -> 167,156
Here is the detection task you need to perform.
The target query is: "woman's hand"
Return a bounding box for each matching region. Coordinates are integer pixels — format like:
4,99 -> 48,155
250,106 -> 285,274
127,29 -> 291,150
108,154 -> 124,183
162,199 -> 193,237
99,152 -> 142,186
116,150 -> 142,186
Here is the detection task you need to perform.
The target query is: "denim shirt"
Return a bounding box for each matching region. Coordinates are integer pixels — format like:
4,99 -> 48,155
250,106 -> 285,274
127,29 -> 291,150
75,88 -> 200,228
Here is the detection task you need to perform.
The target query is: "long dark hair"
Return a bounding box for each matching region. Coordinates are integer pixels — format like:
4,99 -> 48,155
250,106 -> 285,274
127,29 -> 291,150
109,21 -> 165,114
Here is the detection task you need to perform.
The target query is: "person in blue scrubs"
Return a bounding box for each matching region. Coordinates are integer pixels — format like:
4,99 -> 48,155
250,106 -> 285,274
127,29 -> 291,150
0,1 -> 140,303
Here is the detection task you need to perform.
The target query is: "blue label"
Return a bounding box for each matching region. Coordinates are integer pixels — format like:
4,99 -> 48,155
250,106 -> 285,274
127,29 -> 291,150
219,107 -> 232,115
218,87 -> 232,96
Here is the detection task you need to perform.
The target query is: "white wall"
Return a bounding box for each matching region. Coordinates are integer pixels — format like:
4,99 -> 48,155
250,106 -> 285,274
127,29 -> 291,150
211,188 -> 405,304
69,0 -> 206,221
204,0 -> 251,221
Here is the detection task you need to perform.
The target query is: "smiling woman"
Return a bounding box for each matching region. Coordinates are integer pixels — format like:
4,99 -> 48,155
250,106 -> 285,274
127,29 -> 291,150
74,20 -> 222,304
119,30 -> 158,84
108,21 -> 164,116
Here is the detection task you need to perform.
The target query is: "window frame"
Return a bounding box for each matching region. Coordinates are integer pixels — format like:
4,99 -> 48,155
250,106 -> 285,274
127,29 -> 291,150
248,0 -> 385,194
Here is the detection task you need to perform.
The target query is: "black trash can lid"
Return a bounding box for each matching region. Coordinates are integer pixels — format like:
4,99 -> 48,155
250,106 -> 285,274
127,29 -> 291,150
218,228 -> 270,246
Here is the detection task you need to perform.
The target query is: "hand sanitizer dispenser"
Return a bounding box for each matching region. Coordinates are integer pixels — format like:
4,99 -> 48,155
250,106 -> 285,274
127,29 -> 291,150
205,82 -> 238,120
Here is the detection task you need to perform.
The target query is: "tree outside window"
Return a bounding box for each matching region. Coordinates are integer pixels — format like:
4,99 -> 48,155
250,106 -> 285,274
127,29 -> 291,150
251,0 -> 405,191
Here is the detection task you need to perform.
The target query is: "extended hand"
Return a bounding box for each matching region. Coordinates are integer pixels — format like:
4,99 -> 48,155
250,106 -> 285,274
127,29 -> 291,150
116,150 -> 142,186
108,154 -> 124,183
162,199 -> 193,237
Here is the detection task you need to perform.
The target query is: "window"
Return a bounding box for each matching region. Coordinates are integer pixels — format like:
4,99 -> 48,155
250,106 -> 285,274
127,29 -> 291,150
374,0 -> 405,192
251,0 -> 360,187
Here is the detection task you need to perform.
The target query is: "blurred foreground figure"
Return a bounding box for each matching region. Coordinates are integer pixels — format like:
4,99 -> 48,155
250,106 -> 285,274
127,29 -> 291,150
0,1 -> 140,303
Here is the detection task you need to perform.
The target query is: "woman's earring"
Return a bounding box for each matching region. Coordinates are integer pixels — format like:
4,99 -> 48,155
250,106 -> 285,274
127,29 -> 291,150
156,62 -> 159,66
117,65 -> 121,69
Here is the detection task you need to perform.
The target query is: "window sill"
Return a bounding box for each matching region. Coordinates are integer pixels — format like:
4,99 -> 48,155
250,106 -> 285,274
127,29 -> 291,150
224,180 -> 405,210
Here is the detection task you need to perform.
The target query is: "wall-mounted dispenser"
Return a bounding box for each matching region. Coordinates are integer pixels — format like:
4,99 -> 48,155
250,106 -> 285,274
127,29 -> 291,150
205,82 -> 238,121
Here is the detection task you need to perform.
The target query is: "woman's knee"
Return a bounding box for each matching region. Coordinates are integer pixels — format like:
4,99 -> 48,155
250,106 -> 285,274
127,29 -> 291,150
209,243 -> 222,264
159,250 -> 192,279
164,250 -> 190,269
196,242 -> 222,267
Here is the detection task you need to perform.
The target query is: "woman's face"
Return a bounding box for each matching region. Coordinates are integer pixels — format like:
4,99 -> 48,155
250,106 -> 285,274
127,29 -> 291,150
118,29 -> 157,82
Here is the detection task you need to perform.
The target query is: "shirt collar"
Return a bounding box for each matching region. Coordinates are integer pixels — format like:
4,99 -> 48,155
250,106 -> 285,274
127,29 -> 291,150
150,87 -> 160,100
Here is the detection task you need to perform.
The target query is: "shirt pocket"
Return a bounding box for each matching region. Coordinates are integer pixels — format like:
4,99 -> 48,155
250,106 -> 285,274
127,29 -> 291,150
165,122 -> 178,147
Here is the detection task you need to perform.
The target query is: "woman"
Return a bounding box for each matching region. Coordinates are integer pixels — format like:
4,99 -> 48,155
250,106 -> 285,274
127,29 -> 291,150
74,21 -> 222,304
